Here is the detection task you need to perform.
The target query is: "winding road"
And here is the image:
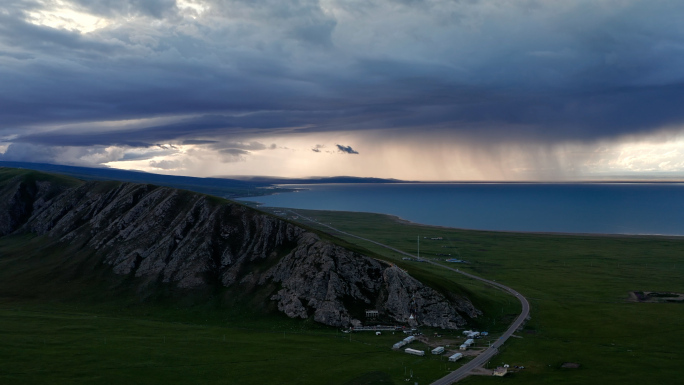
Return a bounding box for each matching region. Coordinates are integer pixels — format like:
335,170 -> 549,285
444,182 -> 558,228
287,210 -> 531,384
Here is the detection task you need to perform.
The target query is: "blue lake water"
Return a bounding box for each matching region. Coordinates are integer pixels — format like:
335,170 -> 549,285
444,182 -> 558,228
239,183 -> 684,236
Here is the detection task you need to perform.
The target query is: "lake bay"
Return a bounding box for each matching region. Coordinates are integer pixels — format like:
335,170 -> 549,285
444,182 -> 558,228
239,183 -> 684,236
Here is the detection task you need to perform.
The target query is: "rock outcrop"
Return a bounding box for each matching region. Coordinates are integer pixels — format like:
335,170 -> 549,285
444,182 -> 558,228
0,169 -> 481,328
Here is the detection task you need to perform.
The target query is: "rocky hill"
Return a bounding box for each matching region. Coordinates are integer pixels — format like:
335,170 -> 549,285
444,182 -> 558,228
0,168 -> 480,328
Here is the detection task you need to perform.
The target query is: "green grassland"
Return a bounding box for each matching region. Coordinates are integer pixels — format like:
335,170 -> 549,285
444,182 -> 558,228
0,230 -> 477,385
3,171 -> 683,385
0,304 -> 458,385
277,209 -> 684,384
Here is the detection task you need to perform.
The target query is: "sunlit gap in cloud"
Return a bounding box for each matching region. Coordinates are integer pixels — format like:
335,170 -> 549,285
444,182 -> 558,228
580,129 -> 684,180
25,1 -> 111,34
103,132 -> 363,178
24,0 -> 206,34
98,128 -> 684,181
176,0 -> 207,18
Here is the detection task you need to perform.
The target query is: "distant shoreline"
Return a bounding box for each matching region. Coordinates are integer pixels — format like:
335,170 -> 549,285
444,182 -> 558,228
236,183 -> 684,237
249,203 -> 684,239
268,180 -> 684,187
384,212 -> 684,239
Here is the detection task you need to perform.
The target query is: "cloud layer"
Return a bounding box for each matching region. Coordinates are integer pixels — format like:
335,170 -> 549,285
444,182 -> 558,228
2,0 -> 684,179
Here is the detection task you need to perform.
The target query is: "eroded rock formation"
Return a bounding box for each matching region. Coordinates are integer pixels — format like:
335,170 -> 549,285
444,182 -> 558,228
0,170 -> 481,328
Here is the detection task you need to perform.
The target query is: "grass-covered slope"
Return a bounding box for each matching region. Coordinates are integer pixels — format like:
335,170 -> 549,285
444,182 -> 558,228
0,161 -> 282,198
0,168 -> 480,328
0,168 -> 492,385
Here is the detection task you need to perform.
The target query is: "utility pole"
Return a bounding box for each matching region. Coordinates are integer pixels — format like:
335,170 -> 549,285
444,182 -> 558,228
417,236 -> 420,259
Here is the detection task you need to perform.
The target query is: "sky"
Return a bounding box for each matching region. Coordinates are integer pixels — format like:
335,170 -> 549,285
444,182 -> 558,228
2,0 -> 684,181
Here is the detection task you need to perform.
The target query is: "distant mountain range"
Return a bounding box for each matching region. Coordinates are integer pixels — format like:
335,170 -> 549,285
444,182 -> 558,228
0,161 -> 406,199
223,175 -> 406,184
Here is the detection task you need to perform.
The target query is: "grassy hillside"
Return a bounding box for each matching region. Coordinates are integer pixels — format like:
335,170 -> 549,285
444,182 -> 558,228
0,231 -> 471,385
8,168 -> 679,384
0,162 -> 286,198
0,169 -> 490,385
278,209 -> 684,385
0,167 -> 83,186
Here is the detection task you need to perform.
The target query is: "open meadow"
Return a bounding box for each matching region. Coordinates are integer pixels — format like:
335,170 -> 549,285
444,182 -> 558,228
277,208 -> 684,384
2,201 -> 683,384
0,229 -> 489,385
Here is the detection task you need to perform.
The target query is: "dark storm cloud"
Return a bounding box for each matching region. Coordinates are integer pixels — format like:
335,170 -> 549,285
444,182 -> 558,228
11,113 -> 322,147
336,144 -> 358,154
207,0 -> 337,47
70,0 -> 179,19
149,159 -> 184,169
220,148 -> 250,156
3,0 -> 684,156
182,139 -> 219,145
120,148 -> 177,161
0,143 -> 64,163
0,142 -> 121,165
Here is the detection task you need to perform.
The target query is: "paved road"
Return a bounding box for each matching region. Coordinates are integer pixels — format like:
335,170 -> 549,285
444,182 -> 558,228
288,210 -> 531,384
427,265 -> 530,384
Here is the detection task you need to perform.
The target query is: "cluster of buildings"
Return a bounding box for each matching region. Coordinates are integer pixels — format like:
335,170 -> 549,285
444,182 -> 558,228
391,328 -> 492,368
460,339 -> 475,350
388,327 -> 514,378
402,344 -> 465,360
459,330 -> 487,350
462,330 -> 486,338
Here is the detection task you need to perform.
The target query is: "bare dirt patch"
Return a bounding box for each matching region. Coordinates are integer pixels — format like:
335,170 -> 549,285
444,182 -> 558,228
461,347 -> 487,357
561,362 -> 580,369
629,291 -> 684,303
469,367 -> 495,376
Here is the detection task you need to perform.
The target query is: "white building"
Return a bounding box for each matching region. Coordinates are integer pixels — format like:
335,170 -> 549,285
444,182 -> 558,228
459,344 -> 468,350
365,310 -> 379,318
392,341 -> 407,349
405,348 -> 425,356
431,346 -> 445,355
448,353 -> 463,362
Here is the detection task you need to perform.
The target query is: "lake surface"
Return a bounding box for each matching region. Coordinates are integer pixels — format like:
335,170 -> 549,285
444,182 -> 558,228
239,183 -> 684,235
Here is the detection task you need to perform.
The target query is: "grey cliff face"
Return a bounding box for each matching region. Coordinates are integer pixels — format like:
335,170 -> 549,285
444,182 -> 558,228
0,173 -> 480,328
